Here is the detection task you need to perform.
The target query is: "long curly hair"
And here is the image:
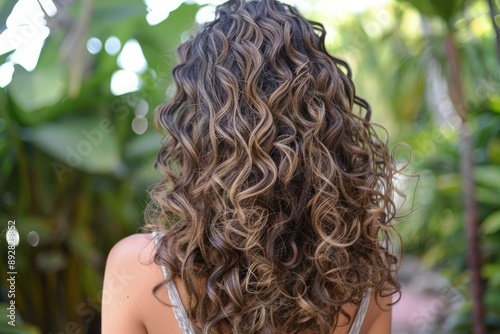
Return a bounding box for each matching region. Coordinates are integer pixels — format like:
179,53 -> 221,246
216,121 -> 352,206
145,0 -> 402,333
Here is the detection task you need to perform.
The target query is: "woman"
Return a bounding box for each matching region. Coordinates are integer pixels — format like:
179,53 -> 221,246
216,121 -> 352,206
102,0 -> 403,333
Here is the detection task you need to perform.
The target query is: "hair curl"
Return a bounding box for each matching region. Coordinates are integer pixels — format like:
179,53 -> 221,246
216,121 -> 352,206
145,0 -> 402,333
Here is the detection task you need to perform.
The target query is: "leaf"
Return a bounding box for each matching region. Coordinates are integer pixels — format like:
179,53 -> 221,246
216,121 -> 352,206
388,55 -> 426,122
396,0 -> 436,18
8,64 -> 67,112
396,0 -> 466,25
475,165 -> 500,192
25,118 -> 121,174
477,187 -> 500,206
481,211 -> 500,235
489,138 -> 500,165
92,4 -> 145,22
485,286 -> 500,313
489,95 -> 500,113
436,173 -> 461,193
124,131 -> 162,159
421,243 -> 444,266
483,264 -> 500,288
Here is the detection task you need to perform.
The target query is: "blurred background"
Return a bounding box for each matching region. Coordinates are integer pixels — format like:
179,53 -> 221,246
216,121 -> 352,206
0,0 -> 499,333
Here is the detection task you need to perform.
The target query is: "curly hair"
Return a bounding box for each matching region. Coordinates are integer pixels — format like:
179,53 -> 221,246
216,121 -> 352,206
145,0 -> 402,333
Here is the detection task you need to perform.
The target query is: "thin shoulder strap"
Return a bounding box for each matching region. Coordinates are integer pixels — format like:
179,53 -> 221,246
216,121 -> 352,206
152,232 -> 195,334
347,289 -> 371,334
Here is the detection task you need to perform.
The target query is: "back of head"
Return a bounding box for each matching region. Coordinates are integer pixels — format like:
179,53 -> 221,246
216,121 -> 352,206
147,0 -> 401,333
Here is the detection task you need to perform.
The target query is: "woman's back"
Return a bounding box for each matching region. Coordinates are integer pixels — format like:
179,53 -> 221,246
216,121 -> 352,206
102,0 -> 402,332
102,233 -> 392,333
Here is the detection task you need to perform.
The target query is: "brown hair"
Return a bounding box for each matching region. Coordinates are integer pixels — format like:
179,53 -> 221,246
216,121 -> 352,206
145,0 -> 402,332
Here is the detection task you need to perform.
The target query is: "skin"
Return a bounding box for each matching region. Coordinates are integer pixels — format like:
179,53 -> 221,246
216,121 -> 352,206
102,233 -> 393,334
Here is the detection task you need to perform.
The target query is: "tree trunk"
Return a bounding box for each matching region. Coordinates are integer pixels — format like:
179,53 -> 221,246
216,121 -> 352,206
445,31 -> 485,334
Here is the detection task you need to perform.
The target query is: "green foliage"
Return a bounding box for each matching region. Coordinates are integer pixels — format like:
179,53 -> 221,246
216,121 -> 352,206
0,2 -> 200,333
396,0 -> 466,25
400,10 -> 500,323
400,102 -> 500,332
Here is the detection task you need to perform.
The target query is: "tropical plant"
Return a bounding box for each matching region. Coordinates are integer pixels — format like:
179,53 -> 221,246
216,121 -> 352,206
0,1 -> 200,332
391,0 -> 500,332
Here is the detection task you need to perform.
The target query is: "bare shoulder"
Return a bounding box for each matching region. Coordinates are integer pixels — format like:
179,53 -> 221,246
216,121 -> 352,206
103,233 -> 160,300
102,233 -> 179,334
106,233 -> 156,268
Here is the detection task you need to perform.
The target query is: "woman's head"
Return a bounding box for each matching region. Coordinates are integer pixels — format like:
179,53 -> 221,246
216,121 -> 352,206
147,0 -> 402,333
